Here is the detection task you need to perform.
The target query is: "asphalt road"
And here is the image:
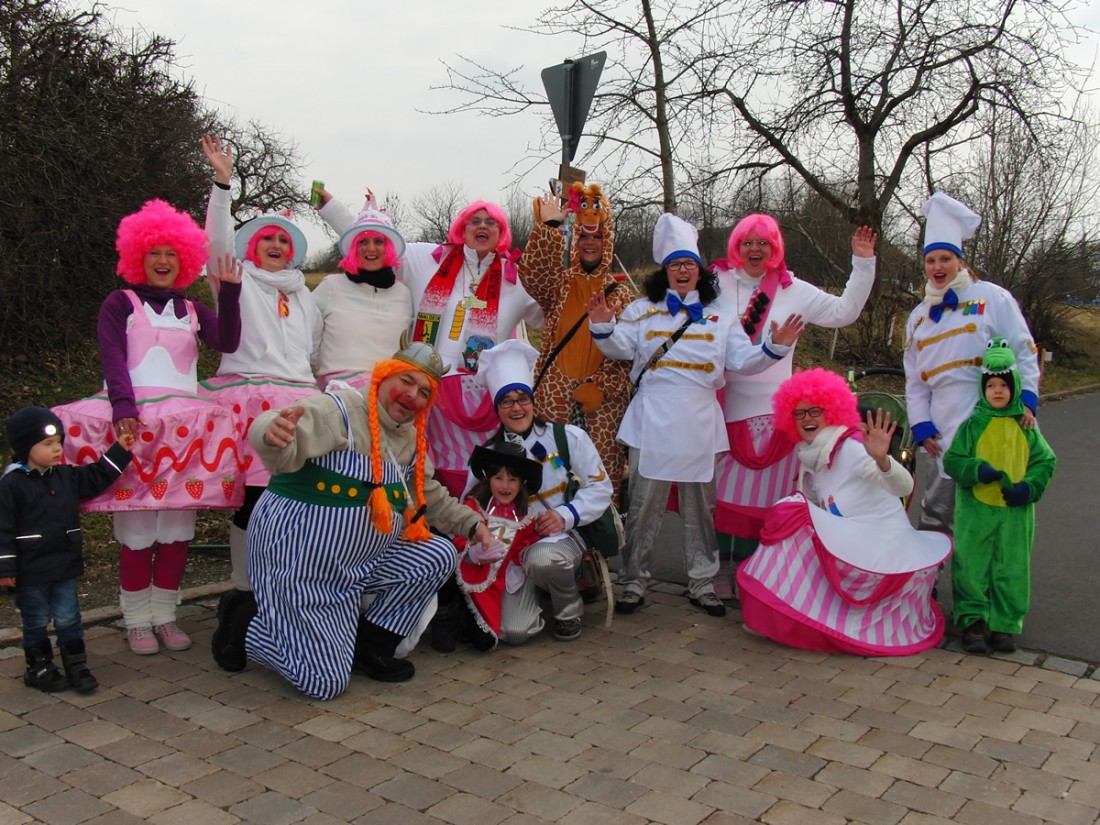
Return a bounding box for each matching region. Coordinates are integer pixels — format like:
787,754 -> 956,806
639,389 -> 1100,662
1017,390 -> 1100,661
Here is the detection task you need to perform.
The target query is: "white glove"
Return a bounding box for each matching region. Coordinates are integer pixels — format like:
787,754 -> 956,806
466,537 -> 507,565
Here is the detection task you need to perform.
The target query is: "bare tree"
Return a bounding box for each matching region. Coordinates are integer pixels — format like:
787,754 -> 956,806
955,106 -> 1100,354
431,0 -> 733,213
408,182 -> 470,242
206,116 -> 309,227
703,0 -> 1086,231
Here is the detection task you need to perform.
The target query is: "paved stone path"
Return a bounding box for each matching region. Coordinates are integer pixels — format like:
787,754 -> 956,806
2,584 -> 1099,825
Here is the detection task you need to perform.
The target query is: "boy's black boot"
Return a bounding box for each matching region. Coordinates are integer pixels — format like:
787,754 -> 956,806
961,620 -> 989,654
352,618 -> 415,682
59,639 -> 98,693
23,639 -> 68,692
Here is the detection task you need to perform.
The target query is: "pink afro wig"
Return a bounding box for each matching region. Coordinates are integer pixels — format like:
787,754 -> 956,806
115,199 -> 208,288
448,200 -> 512,253
772,368 -> 861,442
727,213 -> 787,277
338,230 -> 401,273
244,225 -> 295,268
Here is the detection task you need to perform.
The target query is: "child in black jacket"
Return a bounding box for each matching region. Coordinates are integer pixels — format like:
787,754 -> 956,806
1,407 -> 132,692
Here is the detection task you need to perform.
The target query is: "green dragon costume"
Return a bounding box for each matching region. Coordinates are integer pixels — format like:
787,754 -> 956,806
943,338 -> 1056,637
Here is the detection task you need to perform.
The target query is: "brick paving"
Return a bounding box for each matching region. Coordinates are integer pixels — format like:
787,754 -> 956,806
1,584 -> 1099,824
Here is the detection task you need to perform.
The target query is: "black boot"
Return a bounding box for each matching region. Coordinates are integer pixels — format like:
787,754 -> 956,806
352,618 -> 415,682
58,639 -> 98,693
428,579 -> 462,653
23,639 -> 68,692
211,589 -> 256,672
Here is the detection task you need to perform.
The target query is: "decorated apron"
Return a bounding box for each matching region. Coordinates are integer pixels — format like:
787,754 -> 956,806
54,291 -> 246,511
199,374 -> 320,487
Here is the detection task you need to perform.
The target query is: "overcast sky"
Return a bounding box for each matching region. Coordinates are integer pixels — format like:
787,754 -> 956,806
107,0 -> 574,252
107,1 -> 1099,256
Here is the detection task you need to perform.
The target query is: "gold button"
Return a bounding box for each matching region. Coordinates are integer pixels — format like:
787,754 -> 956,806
348,488 -> 358,498
316,482 -> 326,492
331,484 -> 341,495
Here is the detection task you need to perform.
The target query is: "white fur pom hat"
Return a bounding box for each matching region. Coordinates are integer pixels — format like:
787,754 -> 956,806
338,190 -> 406,259
652,213 -> 701,267
921,193 -> 981,257
476,340 -> 539,405
234,208 -> 309,268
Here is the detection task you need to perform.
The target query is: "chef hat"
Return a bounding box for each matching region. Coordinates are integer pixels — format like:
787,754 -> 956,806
921,193 -> 981,257
652,213 -> 701,267
476,339 -> 539,405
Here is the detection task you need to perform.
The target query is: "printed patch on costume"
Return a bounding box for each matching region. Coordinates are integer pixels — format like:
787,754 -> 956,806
463,336 -> 494,372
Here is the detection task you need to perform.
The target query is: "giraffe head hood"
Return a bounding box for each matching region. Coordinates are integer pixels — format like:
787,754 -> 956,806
566,182 -> 616,272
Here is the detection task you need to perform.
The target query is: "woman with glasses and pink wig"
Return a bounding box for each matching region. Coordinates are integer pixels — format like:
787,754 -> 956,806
317,190 -> 543,498
710,217 -> 877,597
588,214 -> 805,618
736,368 -> 950,655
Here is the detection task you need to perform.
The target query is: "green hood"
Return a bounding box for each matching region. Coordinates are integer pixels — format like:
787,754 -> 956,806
975,337 -> 1026,419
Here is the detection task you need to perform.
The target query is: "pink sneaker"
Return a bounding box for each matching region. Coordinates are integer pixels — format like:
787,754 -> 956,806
154,622 -> 192,651
127,625 -> 159,655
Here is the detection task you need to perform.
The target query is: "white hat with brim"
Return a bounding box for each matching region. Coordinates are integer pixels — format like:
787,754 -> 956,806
234,215 -> 309,268
921,192 -> 981,257
338,210 -> 406,260
652,212 -> 702,267
475,339 -> 539,405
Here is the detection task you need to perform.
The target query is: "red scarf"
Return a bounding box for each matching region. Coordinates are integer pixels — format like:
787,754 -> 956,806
413,246 -> 503,370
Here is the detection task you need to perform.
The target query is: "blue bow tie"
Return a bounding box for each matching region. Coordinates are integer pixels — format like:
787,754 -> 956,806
929,288 -> 959,323
666,293 -> 703,322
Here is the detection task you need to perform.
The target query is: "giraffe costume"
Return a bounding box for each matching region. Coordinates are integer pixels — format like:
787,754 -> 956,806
521,183 -> 633,506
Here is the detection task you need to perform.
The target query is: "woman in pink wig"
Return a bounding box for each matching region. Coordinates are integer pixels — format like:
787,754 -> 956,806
199,136 -> 323,644
711,216 -> 877,596
316,189 -> 543,496
736,368 -> 950,655
53,199 -> 244,655
312,191 -> 413,391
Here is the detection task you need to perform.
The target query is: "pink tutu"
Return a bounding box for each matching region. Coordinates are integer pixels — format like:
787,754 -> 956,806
199,374 -> 320,486
737,494 -> 950,656
53,389 -> 248,512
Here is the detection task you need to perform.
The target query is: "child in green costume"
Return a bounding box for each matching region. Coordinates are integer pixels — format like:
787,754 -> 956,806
943,338 -> 1056,654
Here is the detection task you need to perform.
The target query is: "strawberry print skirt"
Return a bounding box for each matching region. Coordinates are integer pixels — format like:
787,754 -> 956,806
53,387 -> 247,512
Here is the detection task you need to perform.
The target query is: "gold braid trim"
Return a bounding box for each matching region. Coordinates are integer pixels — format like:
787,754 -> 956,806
915,323 -> 978,351
921,357 -> 983,381
645,331 -> 714,341
653,361 -> 715,373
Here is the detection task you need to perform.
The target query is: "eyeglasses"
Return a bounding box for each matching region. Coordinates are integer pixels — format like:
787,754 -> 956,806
498,395 -> 533,410
666,260 -> 699,272
741,239 -> 771,248
467,217 -> 499,228
792,407 -> 824,420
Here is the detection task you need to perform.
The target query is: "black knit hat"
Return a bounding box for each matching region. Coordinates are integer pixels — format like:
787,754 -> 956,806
4,407 -> 65,464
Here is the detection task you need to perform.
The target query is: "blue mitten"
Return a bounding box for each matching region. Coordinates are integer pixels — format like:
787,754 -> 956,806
1001,482 -> 1031,507
977,463 -> 1003,484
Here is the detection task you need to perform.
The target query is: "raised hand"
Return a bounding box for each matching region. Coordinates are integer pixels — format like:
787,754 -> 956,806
851,225 -> 878,258
862,407 -> 897,470
587,290 -> 614,324
264,406 -> 305,449
536,192 -> 567,224
201,135 -> 233,185
770,313 -> 806,347
208,253 -> 243,291
312,184 -> 332,209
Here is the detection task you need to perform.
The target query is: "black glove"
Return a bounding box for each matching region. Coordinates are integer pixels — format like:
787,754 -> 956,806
1001,482 -> 1031,507
977,463 -> 1003,484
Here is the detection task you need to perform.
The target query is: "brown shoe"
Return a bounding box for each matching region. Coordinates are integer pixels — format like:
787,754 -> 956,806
961,621 -> 988,654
